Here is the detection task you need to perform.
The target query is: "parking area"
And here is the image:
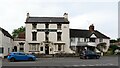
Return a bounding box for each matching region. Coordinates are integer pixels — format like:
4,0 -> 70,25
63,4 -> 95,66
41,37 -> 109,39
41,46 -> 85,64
1,56 -> 118,67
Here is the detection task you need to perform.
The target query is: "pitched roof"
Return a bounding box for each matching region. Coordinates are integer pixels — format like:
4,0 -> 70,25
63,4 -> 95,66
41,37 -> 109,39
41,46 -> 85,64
25,17 -> 69,24
17,32 -> 25,39
70,29 -> 110,39
0,27 -> 13,39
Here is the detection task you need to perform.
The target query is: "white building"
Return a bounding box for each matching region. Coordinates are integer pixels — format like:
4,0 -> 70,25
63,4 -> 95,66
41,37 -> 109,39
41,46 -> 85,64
25,13 -> 74,54
14,32 -> 25,52
70,24 -> 110,54
0,27 -> 13,58
13,13 -> 110,55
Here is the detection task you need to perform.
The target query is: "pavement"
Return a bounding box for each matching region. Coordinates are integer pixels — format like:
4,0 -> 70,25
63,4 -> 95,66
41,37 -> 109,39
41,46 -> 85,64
1,56 -> 119,67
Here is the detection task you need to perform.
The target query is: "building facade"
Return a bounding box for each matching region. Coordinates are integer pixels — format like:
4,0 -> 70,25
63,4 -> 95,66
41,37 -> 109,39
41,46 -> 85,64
14,32 -> 25,52
0,27 -> 13,58
13,13 -> 110,55
70,24 -> 110,54
25,13 -> 74,54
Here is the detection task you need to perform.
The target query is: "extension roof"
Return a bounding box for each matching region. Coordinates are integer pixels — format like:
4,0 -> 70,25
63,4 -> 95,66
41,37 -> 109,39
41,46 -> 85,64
0,27 -> 13,39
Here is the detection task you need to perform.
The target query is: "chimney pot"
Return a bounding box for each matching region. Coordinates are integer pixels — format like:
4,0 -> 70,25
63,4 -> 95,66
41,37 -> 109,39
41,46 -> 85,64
26,13 -> 30,22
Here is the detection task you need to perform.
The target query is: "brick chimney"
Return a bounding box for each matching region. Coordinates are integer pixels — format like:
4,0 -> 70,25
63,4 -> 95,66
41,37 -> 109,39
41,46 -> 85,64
89,24 -> 94,32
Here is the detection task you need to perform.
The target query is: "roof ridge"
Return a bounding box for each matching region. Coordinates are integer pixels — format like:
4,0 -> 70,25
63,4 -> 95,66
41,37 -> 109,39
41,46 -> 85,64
29,16 -> 64,18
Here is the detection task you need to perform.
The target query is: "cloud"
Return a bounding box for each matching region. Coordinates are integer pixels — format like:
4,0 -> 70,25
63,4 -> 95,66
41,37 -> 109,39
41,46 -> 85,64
69,9 -> 118,38
0,0 -> 118,39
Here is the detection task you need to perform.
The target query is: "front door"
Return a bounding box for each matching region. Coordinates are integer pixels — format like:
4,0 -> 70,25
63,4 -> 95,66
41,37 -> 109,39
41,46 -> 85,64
45,44 -> 49,54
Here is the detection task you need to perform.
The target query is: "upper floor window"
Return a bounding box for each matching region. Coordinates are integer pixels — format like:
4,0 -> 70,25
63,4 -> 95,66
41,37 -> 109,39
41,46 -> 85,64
45,32 -> 49,41
57,32 -> 62,41
57,24 -> 62,30
99,38 -> 103,42
32,32 -> 37,41
89,38 -> 96,42
32,23 -> 37,29
45,23 -> 49,28
71,38 -> 75,43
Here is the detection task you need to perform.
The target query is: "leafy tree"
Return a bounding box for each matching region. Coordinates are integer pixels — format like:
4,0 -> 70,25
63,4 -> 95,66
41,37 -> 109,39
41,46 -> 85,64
12,26 -> 25,38
117,38 -> 120,42
110,39 -> 117,43
96,43 -> 107,53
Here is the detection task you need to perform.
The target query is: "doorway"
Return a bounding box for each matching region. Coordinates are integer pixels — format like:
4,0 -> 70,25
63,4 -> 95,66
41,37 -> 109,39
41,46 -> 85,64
45,44 -> 49,54
14,46 -> 17,52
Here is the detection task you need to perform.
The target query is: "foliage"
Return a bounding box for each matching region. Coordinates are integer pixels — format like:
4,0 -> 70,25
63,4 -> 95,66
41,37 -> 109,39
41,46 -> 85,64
110,39 -> 117,43
96,43 -> 107,52
12,26 -> 25,38
117,38 -> 120,42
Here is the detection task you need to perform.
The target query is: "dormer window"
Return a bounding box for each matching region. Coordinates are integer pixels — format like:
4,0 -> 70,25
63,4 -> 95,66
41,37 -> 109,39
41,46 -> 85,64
89,38 -> 96,42
32,23 -> 37,29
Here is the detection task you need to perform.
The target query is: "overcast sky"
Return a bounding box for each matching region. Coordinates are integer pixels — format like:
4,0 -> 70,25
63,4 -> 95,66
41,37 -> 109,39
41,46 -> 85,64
0,0 -> 119,39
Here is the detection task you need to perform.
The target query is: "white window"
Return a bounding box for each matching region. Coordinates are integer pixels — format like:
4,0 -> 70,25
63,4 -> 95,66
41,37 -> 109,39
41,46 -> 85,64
71,38 -> 75,43
99,38 -> 103,42
29,44 -> 39,51
80,38 -> 84,42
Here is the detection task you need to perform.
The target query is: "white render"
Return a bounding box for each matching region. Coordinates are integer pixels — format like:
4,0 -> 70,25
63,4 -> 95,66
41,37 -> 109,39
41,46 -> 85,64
25,23 -> 74,54
0,29 -> 13,58
70,36 -> 110,53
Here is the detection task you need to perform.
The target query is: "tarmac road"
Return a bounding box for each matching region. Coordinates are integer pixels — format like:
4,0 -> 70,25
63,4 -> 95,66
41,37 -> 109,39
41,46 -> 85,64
1,56 -> 118,66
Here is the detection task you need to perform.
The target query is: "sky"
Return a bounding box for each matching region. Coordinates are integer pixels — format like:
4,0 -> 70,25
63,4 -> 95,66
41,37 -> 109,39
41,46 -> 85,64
0,0 -> 119,39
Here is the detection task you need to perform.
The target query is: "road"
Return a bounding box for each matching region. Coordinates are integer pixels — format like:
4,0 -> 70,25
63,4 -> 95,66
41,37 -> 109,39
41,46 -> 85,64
1,56 -> 118,67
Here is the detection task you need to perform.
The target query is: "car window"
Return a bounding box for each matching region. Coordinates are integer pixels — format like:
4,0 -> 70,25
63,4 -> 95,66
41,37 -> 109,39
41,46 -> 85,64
19,53 -> 26,55
85,50 -> 95,54
14,53 -> 19,55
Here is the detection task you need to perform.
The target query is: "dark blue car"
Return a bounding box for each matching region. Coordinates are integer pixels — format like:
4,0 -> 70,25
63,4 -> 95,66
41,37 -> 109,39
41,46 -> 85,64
7,52 -> 36,62
80,50 -> 100,59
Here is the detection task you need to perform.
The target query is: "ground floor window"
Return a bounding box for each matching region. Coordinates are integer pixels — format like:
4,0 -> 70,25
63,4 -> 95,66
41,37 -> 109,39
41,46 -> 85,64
0,47 -> 4,54
40,47 -> 43,51
19,43 -> 24,52
19,45 -> 24,52
29,44 -> 39,51
8,48 -> 10,53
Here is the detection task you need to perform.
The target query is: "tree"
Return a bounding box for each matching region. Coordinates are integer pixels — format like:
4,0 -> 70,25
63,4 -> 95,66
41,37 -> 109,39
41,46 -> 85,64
96,43 -> 107,53
12,26 -> 25,38
117,38 -> 120,42
110,39 -> 117,43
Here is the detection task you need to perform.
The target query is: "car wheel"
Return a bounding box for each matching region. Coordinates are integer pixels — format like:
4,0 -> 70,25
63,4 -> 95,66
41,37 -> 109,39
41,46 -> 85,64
10,58 -> 15,62
28,58 -> 33,61
96,56 -> 99,59
85,56 -> 89,59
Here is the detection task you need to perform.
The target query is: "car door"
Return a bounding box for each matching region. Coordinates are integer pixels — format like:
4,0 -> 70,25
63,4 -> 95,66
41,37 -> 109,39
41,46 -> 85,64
18,53 -> 28,60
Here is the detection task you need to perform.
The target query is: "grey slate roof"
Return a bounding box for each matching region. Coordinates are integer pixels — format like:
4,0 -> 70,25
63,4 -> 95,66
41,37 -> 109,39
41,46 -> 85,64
25,17 -> 69,24
70,29 -> 110,39
0,27 -> 13,39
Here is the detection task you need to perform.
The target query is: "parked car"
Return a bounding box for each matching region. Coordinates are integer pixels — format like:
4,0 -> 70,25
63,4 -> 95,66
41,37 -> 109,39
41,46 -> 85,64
7,52 -> 36,62
80,50 -> 100,59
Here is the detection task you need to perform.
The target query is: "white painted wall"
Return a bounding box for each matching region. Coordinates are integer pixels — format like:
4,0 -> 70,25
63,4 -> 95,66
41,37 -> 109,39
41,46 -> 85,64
0,30 -> 13,58
70,37 -> 110,52
25,23 -> 74,54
